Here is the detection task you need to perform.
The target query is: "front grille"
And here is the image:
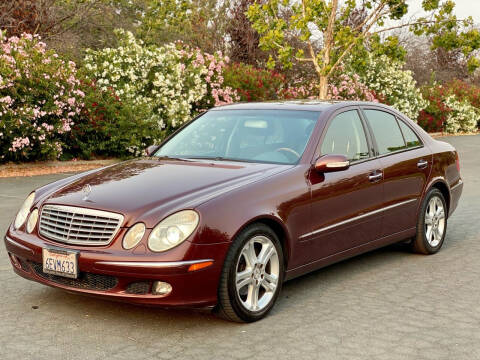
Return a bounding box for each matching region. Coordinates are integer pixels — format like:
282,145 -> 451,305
30,262 -> 118,291
39,204 -> 124,246
126,281 -> 151,295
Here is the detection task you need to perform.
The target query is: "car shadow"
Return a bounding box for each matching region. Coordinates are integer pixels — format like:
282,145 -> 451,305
31,242 -> 415,327
273,242 -> 415,313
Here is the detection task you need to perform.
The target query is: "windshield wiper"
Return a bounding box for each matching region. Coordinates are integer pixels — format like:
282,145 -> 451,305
155,155 -> 194,162
186,156 -> 248,162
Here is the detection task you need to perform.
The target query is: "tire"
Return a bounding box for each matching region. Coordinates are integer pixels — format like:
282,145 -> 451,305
215,223 -> 284,322
412,188 -> 448,254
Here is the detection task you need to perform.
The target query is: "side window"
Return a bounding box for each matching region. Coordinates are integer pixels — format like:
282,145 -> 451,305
364,110 -> 406,155
398,120 -> 421,148
321,110 -> 369,162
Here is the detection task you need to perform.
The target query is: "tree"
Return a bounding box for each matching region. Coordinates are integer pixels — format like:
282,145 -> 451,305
0,0 -> 139,61
0,0 -> 54,37
136,0 -> 231,54
247,0 -> 480,99
227,0 -> 268,65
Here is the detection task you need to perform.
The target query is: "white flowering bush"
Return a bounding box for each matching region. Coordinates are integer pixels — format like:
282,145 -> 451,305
328,73 -> 377,102
350,54 -> 426,120
84,30 -> 237,139
443,95 -> 479,133
0,31 -> 85,162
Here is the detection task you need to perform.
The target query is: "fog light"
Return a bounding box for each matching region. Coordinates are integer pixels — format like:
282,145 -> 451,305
152,281 -> 172,296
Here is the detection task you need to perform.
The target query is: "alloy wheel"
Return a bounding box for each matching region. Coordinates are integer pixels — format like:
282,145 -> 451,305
235,235 -> 280,312
424,195 -> 446,247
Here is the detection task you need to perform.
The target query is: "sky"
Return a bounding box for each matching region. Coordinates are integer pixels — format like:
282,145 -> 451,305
407,0 -> 480,24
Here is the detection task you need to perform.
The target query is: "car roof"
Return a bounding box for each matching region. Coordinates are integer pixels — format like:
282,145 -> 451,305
210,100 -> 386,112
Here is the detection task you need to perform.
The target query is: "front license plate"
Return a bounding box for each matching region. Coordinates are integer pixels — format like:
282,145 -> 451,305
42,248 -> 78,279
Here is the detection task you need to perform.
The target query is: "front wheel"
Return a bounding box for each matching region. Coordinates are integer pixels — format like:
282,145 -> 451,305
412,188 -> 447,254
215,223 -> 284,322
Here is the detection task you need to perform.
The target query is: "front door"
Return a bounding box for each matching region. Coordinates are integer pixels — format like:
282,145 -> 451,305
299,109 -> 385,263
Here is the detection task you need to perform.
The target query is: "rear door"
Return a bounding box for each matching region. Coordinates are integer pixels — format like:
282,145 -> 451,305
362,108 -> 431,237
300,108 -> 384,262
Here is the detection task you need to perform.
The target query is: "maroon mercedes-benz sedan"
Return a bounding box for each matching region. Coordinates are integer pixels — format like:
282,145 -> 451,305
5,101 -> 463,322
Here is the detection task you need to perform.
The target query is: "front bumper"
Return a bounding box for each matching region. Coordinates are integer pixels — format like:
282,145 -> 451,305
4,229 -> 230,307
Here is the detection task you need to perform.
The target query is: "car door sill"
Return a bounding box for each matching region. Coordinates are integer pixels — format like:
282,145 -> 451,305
285,227 -> 416,281
299,198 -> 417,241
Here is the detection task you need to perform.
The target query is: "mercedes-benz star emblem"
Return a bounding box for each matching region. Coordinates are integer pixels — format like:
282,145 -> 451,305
82,184 -> 92,200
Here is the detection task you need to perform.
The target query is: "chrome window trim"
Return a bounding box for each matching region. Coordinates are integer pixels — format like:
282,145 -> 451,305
299,198 -> 418,240
95,259 -> 214,268
39,204 -> 124,246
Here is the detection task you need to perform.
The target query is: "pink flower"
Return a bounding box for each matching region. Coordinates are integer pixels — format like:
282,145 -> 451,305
0,96 -> 13,105
67,97 -> 76,106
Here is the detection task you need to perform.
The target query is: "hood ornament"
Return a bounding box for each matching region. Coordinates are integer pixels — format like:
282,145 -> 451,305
82,184 -> 92,200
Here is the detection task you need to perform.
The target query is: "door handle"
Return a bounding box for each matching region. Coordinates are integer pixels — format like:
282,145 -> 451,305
368,171 -> 383,182
417,160 -> 428,169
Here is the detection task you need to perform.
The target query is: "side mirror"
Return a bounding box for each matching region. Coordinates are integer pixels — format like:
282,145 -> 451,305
145,145 -> 159,156
314,154 -> 350,173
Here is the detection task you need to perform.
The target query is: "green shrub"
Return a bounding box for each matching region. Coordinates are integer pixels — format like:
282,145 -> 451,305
0,31 -> 85,162
83,30 -> 237,146
67,81 -> 158,159
347,54 -> 426,120
222,63 -> 286,101
420,81 -> 479,133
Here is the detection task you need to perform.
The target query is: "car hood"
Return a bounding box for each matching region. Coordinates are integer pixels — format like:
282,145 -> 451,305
41,158 -> 291,227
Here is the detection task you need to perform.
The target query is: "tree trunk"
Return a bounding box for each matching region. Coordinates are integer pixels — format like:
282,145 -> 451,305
319,75 -> 328,99
318,0 -> 338,100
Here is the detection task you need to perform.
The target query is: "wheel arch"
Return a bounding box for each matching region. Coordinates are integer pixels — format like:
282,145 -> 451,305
426,179 -> 450,215
233,215 -> 292,269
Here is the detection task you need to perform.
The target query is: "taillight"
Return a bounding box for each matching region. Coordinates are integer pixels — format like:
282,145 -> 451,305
455,152 -> 460,172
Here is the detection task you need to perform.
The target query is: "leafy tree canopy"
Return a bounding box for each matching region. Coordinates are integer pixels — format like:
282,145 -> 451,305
247,0 -> 480,98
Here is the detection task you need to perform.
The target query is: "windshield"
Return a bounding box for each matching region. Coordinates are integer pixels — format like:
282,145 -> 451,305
154,109 -> 320,164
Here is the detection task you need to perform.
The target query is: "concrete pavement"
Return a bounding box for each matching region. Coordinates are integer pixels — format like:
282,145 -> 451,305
1,135 -> 479,359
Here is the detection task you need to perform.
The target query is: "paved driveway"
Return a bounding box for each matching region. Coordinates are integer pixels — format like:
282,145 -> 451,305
1,135 -> 479,360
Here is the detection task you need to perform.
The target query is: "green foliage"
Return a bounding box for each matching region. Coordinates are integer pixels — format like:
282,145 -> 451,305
247,0 -> 480,96
420,80 -> 480,133
134,0 -> 231,54
247,0 -> 412,74
81,30 -> 237,155
347,54 -> 426,119
67,81 -> 158,159
0,31 -> 85,163
412,1 -> 480,71
222,63 -> 286,101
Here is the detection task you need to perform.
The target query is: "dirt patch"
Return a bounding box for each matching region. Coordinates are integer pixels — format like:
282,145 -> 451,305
0,159 -> 120,178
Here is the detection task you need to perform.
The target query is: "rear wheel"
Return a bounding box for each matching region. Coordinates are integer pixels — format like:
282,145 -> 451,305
412,188 -> 447,254
215,223 -> 284,322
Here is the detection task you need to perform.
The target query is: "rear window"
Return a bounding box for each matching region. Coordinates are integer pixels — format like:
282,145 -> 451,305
364,110 -> 406,155
398,120 -> 421,148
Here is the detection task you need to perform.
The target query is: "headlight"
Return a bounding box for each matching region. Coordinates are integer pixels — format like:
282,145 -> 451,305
123,223 -> 146,249
148,210 -> 199,252
14,192 -> 35,230
26,209 -> 39,233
